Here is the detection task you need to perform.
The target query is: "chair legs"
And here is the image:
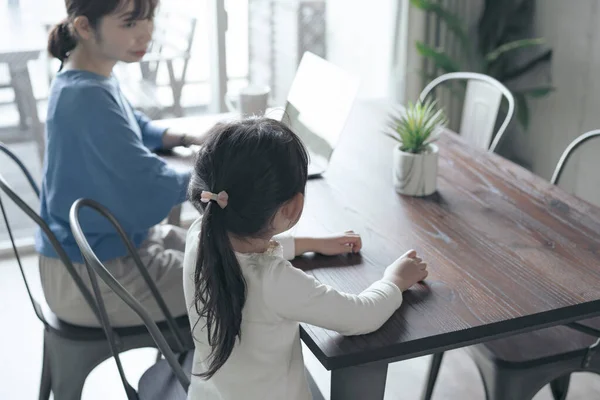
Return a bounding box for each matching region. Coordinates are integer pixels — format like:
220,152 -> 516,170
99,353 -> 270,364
549,375 -> 571,400
475,357 -> 545,400
469,347 -> 583,400
39,319 -> 191,399
421,352 -> 444,400
44,329 -> 113,400
38,340 -> 52,400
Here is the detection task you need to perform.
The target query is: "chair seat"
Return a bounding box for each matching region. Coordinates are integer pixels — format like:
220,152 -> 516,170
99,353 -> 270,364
138,350 -> 193,400
42,303 -> 191,342
471,317 -> 600,367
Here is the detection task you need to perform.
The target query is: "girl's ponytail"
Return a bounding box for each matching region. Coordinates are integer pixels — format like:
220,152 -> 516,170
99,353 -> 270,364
193,201 -> 246,379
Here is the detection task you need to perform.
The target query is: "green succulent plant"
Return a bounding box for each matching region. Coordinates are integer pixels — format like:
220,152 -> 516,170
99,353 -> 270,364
386,100 -> 448,154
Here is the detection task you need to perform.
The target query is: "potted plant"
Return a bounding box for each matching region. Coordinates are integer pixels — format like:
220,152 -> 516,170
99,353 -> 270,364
409,0 -> 555,131
386,100 -> 448,196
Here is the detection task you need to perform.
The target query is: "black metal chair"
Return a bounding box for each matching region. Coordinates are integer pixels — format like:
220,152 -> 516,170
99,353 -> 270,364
421,130 -> 600,400
0,142 -> 191,400
70,198 -> 192,399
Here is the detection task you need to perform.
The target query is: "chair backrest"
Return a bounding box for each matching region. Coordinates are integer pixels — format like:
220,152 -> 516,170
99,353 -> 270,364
419,72 -> 515,153
151,9 -> 197,60
550,130 -> 600,209
69,198 -> 190,393
0,142 -> 102,326
551,130 -> 600,186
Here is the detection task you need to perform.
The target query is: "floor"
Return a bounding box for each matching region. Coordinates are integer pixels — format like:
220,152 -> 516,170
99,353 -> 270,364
1,254 -> 599,399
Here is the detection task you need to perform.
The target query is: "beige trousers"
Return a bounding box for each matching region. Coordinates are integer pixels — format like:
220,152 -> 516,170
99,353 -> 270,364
39,224 -> 188,327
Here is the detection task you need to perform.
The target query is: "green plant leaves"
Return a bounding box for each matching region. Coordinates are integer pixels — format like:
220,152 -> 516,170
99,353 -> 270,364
514,93 -> 530,130
485,38 -> 546,64
500,49 -> 553,81
409,0 -> 554,133
386,100 -> 448,154
416,42 -> 461,73
514,85 -> 556,98
409,0 -> 470,54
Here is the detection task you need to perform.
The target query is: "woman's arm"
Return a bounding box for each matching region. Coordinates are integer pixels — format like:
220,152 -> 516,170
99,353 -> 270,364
58,85 -> 190,231
133,110 -> 209,150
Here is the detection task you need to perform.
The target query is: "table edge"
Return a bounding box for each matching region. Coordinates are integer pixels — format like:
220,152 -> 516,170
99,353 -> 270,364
300,299 -> 600,370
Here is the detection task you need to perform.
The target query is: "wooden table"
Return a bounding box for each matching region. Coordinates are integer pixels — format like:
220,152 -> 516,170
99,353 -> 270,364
161,101 -> 600,399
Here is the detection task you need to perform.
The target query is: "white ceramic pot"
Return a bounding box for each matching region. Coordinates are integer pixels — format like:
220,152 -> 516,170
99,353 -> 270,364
392,143 -> 439,196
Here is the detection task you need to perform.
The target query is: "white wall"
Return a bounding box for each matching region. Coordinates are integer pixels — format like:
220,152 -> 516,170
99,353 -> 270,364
326,0 -> 398,99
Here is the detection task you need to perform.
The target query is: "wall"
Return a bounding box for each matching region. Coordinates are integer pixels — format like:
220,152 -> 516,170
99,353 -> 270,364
326,0 -> 398,99
511,0 -> 600,204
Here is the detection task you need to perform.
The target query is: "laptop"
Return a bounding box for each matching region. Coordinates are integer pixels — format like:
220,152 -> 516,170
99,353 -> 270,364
279,52 -> 360,178
163,52 -> 358,178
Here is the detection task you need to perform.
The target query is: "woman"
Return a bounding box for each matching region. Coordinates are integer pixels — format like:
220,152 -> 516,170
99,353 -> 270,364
38,0 -> 205,327
39,0 -> 362,329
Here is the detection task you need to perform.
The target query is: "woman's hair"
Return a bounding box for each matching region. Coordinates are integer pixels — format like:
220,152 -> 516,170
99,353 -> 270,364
189,118 -> 309,379
48,0 -> 158,68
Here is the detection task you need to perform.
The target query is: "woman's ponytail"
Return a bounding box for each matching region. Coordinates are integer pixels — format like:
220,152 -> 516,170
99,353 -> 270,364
47,19 -> 77,70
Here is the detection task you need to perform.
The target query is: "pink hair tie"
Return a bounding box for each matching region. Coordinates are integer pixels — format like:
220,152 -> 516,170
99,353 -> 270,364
200,190 -> 229,209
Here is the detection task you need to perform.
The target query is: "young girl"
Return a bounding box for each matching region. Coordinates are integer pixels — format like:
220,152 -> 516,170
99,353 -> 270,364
38,0 -> 207,327
183,119 -> 429,399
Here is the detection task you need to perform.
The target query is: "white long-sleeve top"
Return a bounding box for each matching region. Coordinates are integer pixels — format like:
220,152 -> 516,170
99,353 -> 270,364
183,217 -> 403,400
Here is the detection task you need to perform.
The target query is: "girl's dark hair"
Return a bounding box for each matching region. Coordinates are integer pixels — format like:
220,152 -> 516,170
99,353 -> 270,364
48,0 -> 158,69
189,118 -> 309,379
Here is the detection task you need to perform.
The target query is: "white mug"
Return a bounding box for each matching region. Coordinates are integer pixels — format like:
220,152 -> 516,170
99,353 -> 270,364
225,85 -> 270,117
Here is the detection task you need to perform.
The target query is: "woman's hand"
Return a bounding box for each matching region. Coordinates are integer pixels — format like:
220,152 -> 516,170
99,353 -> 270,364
162,129 -> 208,149
184,133 -> 208,146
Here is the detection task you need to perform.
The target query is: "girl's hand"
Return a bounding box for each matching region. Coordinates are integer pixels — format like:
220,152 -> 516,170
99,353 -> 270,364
316,230 -> 362,255
295,231 -> 362,256
383,249 -> 428,291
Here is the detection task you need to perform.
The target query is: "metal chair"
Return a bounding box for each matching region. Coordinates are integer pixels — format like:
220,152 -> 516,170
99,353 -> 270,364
550,129 -> 600,185
419,72 -> 515,153
70,198 -> 191,399
420,131 -> 600,400
0,142 -> 191,400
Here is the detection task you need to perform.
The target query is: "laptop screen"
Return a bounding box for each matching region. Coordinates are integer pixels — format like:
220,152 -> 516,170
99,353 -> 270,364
282,52 -> 360,161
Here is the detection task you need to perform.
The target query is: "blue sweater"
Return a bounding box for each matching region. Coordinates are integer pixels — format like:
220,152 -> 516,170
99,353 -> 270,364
35,70 -> 190,263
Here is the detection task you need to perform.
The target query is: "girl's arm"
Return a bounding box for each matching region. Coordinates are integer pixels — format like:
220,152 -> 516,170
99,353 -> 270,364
263,259 -> 403,336
274,232 -> 362,261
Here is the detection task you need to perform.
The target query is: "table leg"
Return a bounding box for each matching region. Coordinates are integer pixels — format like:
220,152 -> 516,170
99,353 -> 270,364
421,352 -> 445,400
330,362 -> 388,400
167,204 -> 182,227
8,66 -> 28,129
9,63 -> 44,161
